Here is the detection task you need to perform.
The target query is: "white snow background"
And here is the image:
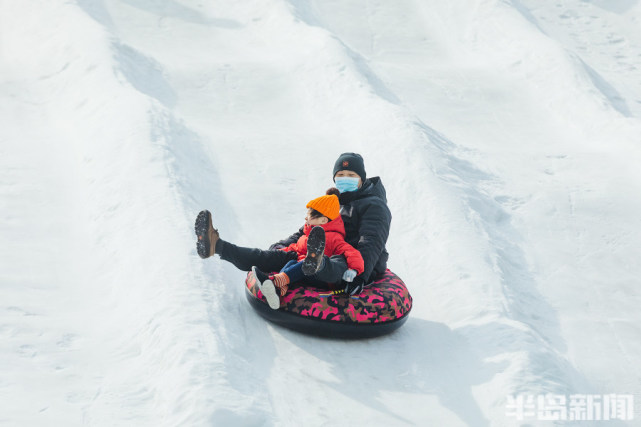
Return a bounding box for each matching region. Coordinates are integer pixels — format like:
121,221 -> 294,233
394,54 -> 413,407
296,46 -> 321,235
1,0 -> 641,426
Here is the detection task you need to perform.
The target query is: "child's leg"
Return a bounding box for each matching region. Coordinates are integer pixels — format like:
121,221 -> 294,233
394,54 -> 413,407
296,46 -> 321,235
280,260 -> 305,283
269,260 -> 304,296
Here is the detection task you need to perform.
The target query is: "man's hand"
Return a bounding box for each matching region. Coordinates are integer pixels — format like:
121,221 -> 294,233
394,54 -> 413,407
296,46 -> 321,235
344,276 -> 365,296
342,269 -> 357,282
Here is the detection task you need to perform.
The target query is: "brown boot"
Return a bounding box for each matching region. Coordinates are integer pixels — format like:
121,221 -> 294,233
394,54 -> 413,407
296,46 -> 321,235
195,210 -> 220,259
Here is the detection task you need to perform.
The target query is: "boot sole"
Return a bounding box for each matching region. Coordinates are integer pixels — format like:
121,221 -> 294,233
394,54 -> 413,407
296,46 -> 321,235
302,226 -> 325,276
252,266 -> 280,309
195,210 -> 212,259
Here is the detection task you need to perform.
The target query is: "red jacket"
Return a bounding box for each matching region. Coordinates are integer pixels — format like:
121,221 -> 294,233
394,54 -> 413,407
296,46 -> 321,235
282,215 -> 364,275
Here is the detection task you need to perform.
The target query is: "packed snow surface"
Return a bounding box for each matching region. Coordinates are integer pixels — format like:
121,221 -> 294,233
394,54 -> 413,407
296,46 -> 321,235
2,0 -> 641,426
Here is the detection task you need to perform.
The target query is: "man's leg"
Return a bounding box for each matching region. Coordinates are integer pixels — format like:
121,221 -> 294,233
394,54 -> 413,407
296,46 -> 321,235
217,239 -> 296,273
313,254 -> 348,283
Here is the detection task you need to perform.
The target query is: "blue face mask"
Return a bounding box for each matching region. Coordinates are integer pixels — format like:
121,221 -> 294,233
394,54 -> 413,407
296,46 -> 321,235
335,177 -> 360,193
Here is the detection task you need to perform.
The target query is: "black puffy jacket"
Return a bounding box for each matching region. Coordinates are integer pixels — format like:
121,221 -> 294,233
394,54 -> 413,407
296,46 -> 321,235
271,177 -> 392,283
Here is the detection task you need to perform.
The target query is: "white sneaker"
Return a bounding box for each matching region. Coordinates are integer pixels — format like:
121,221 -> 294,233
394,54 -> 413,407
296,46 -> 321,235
252,266 -> 280,310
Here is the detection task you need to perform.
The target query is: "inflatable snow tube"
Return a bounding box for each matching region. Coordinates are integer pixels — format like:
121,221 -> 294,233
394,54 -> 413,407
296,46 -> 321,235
245,269 -> 412,338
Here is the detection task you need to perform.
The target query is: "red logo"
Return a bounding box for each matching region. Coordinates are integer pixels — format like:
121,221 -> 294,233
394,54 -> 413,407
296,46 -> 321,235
342,161 -> 349,167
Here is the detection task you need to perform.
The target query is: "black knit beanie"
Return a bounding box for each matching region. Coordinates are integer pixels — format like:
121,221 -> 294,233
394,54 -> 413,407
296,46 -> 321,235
333,152 -> 366,182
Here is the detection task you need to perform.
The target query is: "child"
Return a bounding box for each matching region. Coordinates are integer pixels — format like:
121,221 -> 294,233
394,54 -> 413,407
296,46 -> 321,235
250,189 -> 364,309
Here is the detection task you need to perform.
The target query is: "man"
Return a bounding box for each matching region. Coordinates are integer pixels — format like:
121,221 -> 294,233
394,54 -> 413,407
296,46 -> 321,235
270,152 -> 392,295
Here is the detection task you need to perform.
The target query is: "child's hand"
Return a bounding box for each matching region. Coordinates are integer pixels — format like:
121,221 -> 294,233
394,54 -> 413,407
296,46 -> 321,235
342,269 -> 357,282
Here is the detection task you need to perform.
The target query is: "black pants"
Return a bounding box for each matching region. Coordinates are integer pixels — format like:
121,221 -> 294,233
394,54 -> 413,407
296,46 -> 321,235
218,240 -> 348,285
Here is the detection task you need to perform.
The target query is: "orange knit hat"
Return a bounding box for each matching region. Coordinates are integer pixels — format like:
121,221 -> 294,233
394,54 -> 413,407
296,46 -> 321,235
306,194 -> 340,220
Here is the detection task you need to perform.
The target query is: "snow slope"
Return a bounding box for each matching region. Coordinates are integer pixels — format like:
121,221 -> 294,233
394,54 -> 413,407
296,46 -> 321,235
1,0 -> 640,425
